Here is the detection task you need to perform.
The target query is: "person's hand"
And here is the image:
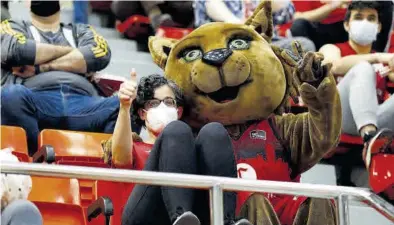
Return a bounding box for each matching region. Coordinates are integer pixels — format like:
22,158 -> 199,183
118,69 -> 138,109
376,53 -> 394,65
12,66 -> 36,78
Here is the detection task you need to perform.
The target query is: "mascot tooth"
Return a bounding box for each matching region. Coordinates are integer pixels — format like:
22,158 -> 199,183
148,1 -> 342,224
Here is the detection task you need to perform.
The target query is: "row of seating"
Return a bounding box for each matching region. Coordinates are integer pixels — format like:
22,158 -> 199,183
2,78 -> 393,224
1,126 -> 136,225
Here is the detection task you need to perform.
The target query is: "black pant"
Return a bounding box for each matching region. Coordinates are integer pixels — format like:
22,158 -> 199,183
111,1 -> 193,27
122,121 -> 237,225
290,19 -> 348,50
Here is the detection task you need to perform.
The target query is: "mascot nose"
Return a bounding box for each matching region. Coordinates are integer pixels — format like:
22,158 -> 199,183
202,48 -> 233,67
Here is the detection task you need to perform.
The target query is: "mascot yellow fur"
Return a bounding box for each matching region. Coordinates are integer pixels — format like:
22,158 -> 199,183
148,1 -> 341,224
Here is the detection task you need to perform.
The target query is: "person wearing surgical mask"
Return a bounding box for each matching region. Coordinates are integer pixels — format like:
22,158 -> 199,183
319,1 -> 394,194
104,72 -> 251,225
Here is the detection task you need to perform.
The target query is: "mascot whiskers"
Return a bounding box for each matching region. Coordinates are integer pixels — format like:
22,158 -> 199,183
148,1 -> 342,224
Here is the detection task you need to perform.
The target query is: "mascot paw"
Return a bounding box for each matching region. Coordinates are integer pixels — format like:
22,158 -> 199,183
283,41 -> 330,88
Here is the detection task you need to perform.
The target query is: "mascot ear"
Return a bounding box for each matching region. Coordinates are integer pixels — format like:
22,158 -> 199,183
245,0 -> 273,42
148,36 -> 178,69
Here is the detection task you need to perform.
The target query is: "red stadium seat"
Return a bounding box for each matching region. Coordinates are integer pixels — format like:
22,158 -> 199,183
38,129 -> 111,168
116,15 -> 151,39
324,133 -> 363,158
29,176 -> 86,225
37,129 -> 121,225
1,125 -> 30,162
156,27 -> 194,40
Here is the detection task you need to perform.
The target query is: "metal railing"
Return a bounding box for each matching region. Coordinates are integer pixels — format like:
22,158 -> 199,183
1,162 -> 394,225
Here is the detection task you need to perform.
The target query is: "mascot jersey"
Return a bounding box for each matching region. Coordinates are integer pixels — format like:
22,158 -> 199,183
232,118 -> 306,225
335,42 -> 386,103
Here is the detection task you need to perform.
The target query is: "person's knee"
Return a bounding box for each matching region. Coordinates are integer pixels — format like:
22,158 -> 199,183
1,85 -> 30,114
351,61 -> 375,78
2,200 -> 42,225
161,120 -> 193,139
198,122 -> 228,141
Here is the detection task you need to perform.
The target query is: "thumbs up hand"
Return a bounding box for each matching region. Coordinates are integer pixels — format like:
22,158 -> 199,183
118,68 -> 138,109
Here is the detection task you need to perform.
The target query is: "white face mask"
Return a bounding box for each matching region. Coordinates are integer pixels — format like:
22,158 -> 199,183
349,20 -> 379,46
145,102 -> 178,134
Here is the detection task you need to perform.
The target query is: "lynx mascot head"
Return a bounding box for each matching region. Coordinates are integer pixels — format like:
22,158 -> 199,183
149,1 -> 341,225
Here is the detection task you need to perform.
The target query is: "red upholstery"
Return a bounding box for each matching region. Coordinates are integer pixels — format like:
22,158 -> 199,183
116,15 -> 151,38
29,176 -> 86,225
1,125 -> 30,162
156,27 -> 194,39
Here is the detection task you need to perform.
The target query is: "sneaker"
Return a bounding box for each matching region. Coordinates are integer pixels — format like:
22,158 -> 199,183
234,219 -> 253,225
173,211 -> 200,225
226,218 -> 253,225
362,128 -> 394,169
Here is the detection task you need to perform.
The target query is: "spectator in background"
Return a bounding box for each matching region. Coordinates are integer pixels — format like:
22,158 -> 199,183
319,1 -> 394,178
0,0 -> 122,156
290,0 -> 350,50
194,0 -> 315,52
291,0 -> 393,52
111,1 -> 194,32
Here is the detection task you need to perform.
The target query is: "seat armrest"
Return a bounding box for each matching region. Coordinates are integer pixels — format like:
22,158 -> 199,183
32,145 -> 55,163
87,196 -> 114,224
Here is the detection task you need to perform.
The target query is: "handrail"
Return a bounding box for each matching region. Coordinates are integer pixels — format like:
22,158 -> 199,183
1,162 -> 394,225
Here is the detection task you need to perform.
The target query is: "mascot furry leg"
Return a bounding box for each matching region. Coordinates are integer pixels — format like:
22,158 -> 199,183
239,194 -> 337,225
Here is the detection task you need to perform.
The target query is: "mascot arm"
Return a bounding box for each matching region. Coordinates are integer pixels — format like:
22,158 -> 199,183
273,42 -> 342,174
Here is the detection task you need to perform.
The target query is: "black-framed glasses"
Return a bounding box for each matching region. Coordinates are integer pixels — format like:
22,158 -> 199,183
144,97 -> 177,109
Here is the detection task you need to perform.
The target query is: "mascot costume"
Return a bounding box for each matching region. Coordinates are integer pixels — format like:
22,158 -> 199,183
147,1 -> 342,224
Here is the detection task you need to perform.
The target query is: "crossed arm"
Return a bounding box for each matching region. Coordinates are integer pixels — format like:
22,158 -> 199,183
1,21 -> 110,75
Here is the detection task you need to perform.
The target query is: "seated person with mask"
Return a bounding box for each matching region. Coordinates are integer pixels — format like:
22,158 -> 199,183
102,73 -> 251,225
0,0 -> 123,156
319,1 -> 394,186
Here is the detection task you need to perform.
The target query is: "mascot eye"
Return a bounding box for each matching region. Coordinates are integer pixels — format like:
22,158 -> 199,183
229,39 -> 250,50
183,49 -> 202,62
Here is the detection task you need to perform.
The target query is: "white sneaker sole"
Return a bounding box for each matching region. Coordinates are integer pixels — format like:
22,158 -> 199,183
173,211 -> 200,225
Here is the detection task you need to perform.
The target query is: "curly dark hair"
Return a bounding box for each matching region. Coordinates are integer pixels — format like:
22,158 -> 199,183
132,74 -> 184,127
344,1 -> 381,22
